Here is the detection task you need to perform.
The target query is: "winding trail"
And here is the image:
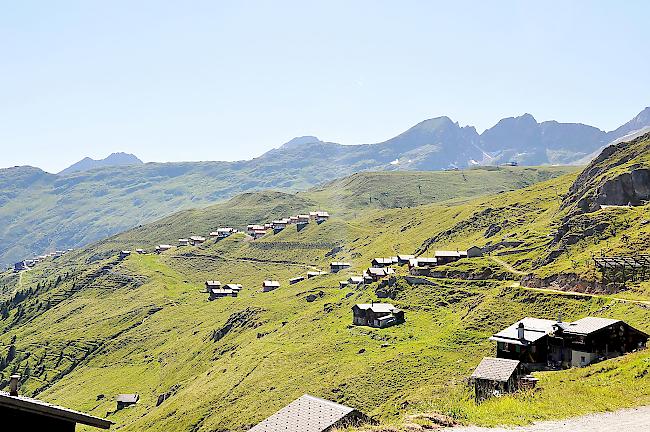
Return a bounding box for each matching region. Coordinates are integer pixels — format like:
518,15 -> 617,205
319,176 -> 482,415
515,282 -> 650,306
448,406 -> 650,431
489,256 -> 527,276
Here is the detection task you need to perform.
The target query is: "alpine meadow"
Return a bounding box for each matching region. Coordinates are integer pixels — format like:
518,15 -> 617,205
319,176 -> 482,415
2,2 -> 650,431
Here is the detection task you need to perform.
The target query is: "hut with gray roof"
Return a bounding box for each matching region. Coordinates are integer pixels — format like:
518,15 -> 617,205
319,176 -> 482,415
470,357 -> 524,402
249,394 -> 369,432
352,303 -> 404,328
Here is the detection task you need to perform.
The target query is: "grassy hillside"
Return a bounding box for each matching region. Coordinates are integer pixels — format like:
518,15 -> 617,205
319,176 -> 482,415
0,146 -> 648,431
0,164 -> 576,268
0,137 -> 648,430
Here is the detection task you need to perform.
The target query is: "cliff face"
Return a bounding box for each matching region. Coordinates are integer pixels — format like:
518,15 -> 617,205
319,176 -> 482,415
588,168 -> 650,209
561,132 -> 650,215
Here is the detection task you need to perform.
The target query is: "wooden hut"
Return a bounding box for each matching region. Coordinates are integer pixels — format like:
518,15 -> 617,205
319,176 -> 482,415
470,357 -> 523,402
262,280 -> 280,292
352,303 -> 404,328
116,394 -> 139,410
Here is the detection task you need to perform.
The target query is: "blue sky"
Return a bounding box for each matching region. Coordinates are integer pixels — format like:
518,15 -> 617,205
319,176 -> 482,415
1,0 -> 649,172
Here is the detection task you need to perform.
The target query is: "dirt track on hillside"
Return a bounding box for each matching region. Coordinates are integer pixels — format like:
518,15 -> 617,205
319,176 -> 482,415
450,406 -> 650,431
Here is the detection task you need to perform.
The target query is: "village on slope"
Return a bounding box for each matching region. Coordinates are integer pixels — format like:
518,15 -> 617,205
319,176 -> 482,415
2,136 -> 650,431
7,204 -> 648,431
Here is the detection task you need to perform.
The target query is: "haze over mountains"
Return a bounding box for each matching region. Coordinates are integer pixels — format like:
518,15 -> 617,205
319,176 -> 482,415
1,107 -> 649,268
34,106 -> 650,174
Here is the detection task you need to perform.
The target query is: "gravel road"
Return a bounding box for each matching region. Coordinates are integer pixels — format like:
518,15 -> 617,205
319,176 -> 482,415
450,406 -> 650,431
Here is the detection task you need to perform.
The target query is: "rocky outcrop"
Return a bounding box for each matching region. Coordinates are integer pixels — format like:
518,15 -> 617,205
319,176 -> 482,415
571,168 -> 650,213
520,273 -> 611,294
562,132 -> 650,215
210,308 -> 263,343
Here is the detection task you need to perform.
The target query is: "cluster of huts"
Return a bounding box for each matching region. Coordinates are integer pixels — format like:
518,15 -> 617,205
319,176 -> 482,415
179,228 -> 239,247
470,315 -> 649,402
247,211 -> 330,239
205,281 -> 244,299
13,249 -> 73,272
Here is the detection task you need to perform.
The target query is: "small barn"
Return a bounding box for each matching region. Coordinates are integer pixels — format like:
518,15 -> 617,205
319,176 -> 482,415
397,255 -> 415,265
135,249 -> 145,254
119,250 -> 131,260
365,267 -> 394,282
156,244 -> 173,253
205,281 -> 221,290
466,246 -> 483,258
253,229 -> 267,239
13,261 -> 27,272
247,224 -> 264,235
178,238 -> 189,246
289,276 -> 305,285
209,288 -> 238,299
348,276 -> 364,287
307,271 -> 326,279
189,236 -> 206,245
371,258 -> 393,268
214,227 -> 237,238
470,357 -> 523,402
330,262 -> 352,273
352,303 -> 405,328
249,394 -> 369,432
223,283 -> 243,292
1,375 -> 112,430
116,394 -> 139,410
262,280 -> 280,292
434,250 -> 463,265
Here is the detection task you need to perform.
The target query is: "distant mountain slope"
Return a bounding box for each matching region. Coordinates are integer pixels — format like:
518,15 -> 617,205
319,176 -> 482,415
58,152 -> 143,175
0,165 -> 574,267
1,107 -> 649,267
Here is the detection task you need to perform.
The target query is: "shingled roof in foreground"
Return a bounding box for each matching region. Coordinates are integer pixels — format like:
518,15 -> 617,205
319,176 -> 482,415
249,394 -> 365,432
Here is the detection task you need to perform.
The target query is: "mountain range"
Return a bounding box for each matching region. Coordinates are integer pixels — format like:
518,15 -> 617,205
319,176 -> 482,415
58,152 -> 143,175
1,107 -> 649,268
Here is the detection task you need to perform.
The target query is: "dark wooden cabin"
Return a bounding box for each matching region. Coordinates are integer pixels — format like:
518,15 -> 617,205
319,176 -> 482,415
491,317 -> 648,369
0,375 -> 111,431
352,303 -> 405,328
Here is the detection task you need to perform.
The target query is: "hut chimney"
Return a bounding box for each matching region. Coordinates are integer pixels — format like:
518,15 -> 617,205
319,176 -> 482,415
9,375 -> 20,396
517,322 -> 525,340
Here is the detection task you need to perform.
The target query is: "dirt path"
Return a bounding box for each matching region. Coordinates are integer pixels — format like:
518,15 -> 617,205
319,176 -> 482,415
515,282 -> 650,306
489,256 -> 527,276
449,406 -> 650,431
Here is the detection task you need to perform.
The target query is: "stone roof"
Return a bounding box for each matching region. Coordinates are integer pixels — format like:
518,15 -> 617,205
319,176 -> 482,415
0,391 -> 112,429
249,394 -> 358,432
561,317 -> 621,335
490,317 -> 556,346
116,394 -> 139,403
354,303 -> 397,313
471,357 -> 520,382
434,250 -> 462,257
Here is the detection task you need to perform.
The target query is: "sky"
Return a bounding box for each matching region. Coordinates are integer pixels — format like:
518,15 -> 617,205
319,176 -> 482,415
1,0 -> 649,173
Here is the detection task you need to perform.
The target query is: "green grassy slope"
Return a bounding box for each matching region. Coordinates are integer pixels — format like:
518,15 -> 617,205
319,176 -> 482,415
0,164 -> 576,268
0,161 -> 648,431
0,139 -> 649,430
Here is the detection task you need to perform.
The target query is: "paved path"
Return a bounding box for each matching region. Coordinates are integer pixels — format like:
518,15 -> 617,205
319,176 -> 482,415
449,406 -> 650,431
